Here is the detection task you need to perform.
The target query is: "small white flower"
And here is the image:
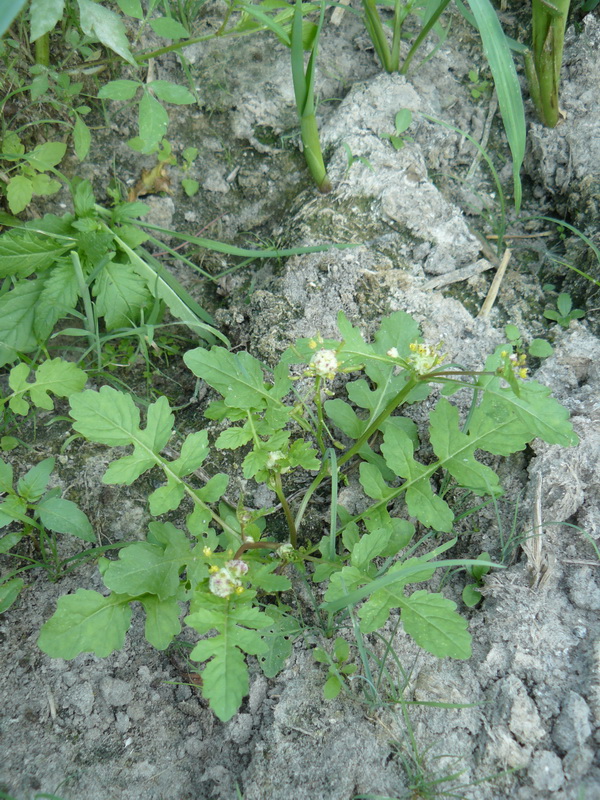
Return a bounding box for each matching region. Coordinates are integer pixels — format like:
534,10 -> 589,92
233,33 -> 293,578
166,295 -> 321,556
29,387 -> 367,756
225,559 -> 249,577
309,349 -> 339,379
387,347 -> 399,359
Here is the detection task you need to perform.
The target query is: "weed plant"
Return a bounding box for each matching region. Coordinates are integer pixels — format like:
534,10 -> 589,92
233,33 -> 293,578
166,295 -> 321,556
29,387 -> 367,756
36,310 -> 577,721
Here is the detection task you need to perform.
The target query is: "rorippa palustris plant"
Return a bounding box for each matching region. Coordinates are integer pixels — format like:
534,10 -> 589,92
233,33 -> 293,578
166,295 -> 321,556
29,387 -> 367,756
38,311 -> 578,721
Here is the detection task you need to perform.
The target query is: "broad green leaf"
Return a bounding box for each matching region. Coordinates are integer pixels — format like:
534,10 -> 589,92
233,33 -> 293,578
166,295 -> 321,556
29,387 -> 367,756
116,0 -> 143,18
351,526 -> 392,570
0,459 -> 13,492
77,0 -> 137,65
148,80 -> 195,105
358,462 -> 395,501
0,496 -> 27,528
323,565 -> 367,604
0,0 -> 27,38
34,262 -> 80,341
196,474 -> 229,503
36,496 -> 95,541
25,358 -> 87,411
102,542 -> 181,600
29,0 -> 64,40
70,387 -> 142,446
138,91 -> 169,148
140,594 -> 181,649
27,141 -> 67,170
37,589 -> 132,658
0,531 -> 24,553
169,430 -> 210,477
429,398 -> 501,495
73,114 -> 91,160
184,346 -> 288,410
324,398 -> 364,439
103,450 -> 156,485
17,456 -> 54,502
0,231 -> 71,277
358,560 -> 437,632
92,259 -> 150,329
182,178 -> 199,197
149,16 -> 190,39
30,173 -> 62,196
98,79 -> 140,100
400,590 -> 471,659
0,577 -> 24,613
381,426 -> 454,532
6,176 -> 33,214
215,425 -> 253,449
323,674 -> 342,699
0,279 -> 44,365
250,563 -> 292,593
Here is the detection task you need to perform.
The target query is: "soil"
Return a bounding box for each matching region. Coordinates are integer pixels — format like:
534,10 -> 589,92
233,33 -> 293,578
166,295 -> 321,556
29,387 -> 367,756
1,5 -> 600,800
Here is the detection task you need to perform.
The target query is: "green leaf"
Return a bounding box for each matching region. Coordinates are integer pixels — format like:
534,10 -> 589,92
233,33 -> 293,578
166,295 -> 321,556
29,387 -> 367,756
116,0 -> 143,18
139,594 -> 181,649
528,338 -> 553,358
18,358 -> 87,412
0,577 -> 25,613
73,114 -> 92,160
170,430 -> 210,476
70,387 -> 142,446
429,398 -> 501,495
0,231 -> 72,278
93,259 -> 150,329
0,279 -> 45,366
29,0 -> 64,40
148,80 -> 195,105
0,459 -> 13,492
351,526 -> 392,570
257,605 -> 298,678
462,583 -> 483,607
77,0 -> 137,65
6,175 -> 33,214
17,456 -> 55,502
34,262 -> 80,342
333,636 -> 349,662
358,462 -> 395,501
215,425 -> 253,449
37,589 -> 132,658
401,590 -> 471,659
138,91 -> 169,148
98,79 -> 141,100
36,496 -> 95,541
0,0 -> 27,38
381,426 -> 454,532
323,674 -> 342,699
182,178 -> 199,197
148,479 -> 185,515
0,531 -> 24,554
556,292 -> 572,316
196,474 -> 229,503
184,346 -> 289,410
27,141 -> 67,170
149,16 -> 190,39
187,600 -> 272,721
30,172 -> 62,196
102,542 -> 181,600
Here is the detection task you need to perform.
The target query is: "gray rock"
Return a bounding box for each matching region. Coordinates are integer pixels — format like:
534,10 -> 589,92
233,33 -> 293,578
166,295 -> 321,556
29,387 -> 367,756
528,750 -> 565,792
552,691 -> 592,752
99,677 -> 134,707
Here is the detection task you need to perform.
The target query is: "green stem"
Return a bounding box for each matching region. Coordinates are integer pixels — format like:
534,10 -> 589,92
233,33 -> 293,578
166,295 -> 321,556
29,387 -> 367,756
70,251 -> 100,368
35,33 -> 50,66
400,0 -> 452,75
314,376 -> 326,454
362,0 -> 392,71
527,0 -> 570,127
273,473 -> 297,549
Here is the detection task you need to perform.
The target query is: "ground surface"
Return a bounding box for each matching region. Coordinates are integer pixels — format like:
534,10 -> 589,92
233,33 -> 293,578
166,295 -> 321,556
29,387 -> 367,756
1,5 -> 600,800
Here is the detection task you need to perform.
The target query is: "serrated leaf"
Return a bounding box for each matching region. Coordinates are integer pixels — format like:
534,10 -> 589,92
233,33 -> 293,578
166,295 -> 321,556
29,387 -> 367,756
17,457 -> 54,502
77,0 -> 137,65
0,231 -> 71,278
149,16 -> 190,39
93,259 -> 150,329
102,542 -> 181,600
257,606 -> 298,678
29,0 -> 64,40
138,91 -> 169,148
215,425 -> 253,450
0,577 -> 25,613
351,526 -> 392,569
333,636 -> 350,662
528,337 -> 553,358
148,80 -> 195,105
37,589 -> 132,658
98,79 -> 141,100
37,496 -> 95,541
140,594 -> 181,649
6,175 -> 33,214
429,398 -> 501,495
34,262 -> 80,341
0,279 -> 45,366
381,426 -> 454,532
401,590 -> 471,659
184,346 -> 289,410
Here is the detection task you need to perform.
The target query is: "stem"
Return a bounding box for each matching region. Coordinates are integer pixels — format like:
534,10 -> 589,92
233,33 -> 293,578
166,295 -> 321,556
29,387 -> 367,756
35,33 -> 50,66
527,0 -> 570,127
314,376 -> 326,454
273,473 -> 298,549
70,251 -> 100,367
400,0 -> 451,75
362,0 -> 392,71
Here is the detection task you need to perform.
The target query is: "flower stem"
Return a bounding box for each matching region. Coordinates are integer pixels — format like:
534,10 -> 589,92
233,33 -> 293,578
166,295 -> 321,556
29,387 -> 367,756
273,473 -> 297,549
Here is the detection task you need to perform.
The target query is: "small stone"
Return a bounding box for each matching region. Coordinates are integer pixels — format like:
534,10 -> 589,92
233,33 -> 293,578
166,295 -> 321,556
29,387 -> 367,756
115,711 -> 130,733
562,745 -> 594,781
528,750 -> 564,792
227,712 -> 253,745
552,691 -> 592,752
66,682 -> 95,717
99,677 -> 133,707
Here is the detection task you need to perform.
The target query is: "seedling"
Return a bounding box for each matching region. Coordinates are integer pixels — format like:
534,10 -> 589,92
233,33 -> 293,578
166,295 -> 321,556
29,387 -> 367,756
0,133 -> 66,213
544,292 -> 585,327
381,109 -> 414,151
467,68 -> 493,100
462,551 -> 491,606
313,637 -> 358,699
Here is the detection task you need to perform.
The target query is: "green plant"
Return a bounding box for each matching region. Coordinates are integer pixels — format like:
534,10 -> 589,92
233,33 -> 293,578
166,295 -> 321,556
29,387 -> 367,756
0,133 -> 66,213
36,309 -> 577,721
467,67 -> 492,100
543,292 -> 585,327
524,0 -> 570,128
313,636 -> 358,698
382,109 -> 414,151
461,550 -> 490,606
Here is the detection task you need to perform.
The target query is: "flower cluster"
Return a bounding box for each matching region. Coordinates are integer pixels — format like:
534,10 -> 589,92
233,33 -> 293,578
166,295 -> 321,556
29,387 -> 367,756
500,350 -> 528,380
305,348 -> 339,380
208,559 -> 249,598
405,342 -> 446,375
